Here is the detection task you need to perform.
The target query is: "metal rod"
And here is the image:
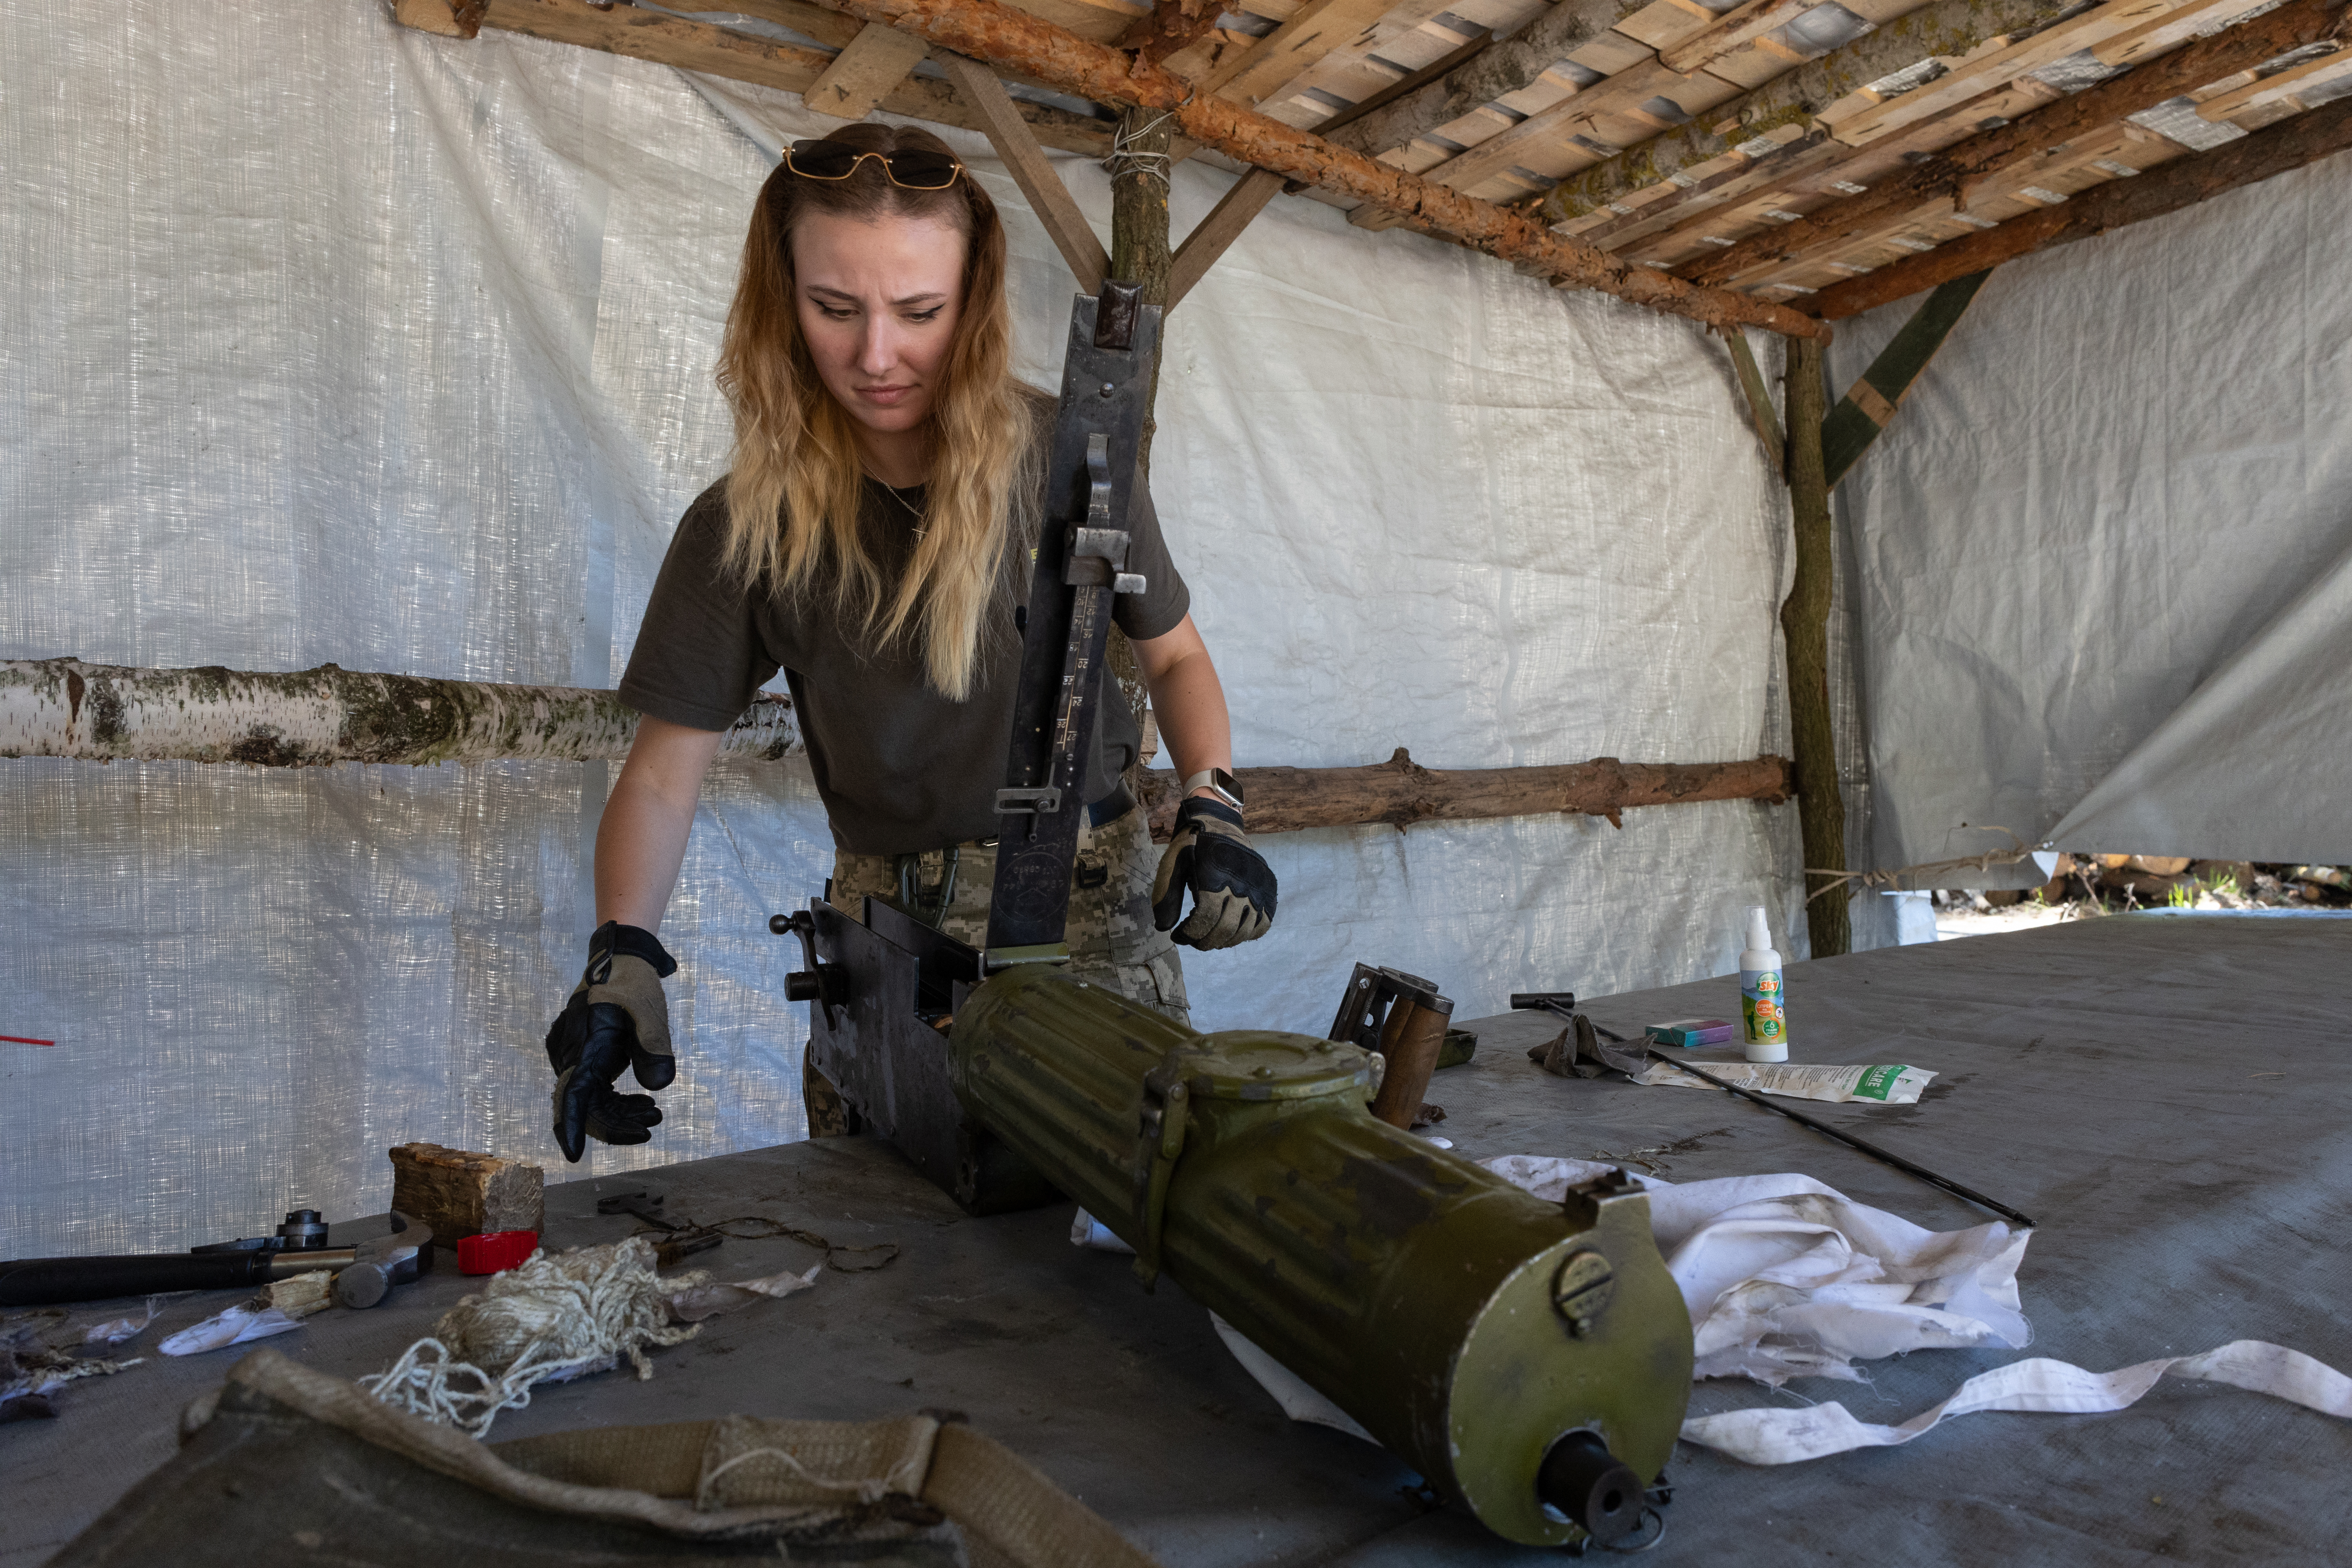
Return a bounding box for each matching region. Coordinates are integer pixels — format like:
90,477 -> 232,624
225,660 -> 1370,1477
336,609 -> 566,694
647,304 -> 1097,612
1645,1049 -> 2035,1230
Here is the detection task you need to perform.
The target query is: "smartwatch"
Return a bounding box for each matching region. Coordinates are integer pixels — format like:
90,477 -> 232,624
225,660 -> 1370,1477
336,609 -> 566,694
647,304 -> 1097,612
1180,768 -> 1245,809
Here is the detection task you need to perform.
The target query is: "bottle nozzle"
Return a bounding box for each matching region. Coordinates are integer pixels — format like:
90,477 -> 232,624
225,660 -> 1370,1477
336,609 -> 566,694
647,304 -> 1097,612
1744,905 -> 1771,950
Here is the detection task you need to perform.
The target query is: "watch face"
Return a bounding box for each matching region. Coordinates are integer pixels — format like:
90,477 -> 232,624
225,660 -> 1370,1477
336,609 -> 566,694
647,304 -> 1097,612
1213,769 -> 1244,807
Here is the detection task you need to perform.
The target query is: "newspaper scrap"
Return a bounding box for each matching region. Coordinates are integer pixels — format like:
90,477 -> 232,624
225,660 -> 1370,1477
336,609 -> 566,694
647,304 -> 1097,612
1634,1060 -> 1935,1104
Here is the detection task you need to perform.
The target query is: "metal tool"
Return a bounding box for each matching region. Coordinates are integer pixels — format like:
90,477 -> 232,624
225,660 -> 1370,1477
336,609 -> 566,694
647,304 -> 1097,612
1512,995 -> 2036,1230
596,1190 -> 727,1267
332,1212 -> 435,1309
1327,963 -> 1456,1129
0,1209 -> 430,1308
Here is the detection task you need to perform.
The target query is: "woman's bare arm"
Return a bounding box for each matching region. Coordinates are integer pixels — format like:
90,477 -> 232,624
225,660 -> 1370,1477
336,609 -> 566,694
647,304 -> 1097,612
1131,615 -> 1233,795
595,715 -> 727,933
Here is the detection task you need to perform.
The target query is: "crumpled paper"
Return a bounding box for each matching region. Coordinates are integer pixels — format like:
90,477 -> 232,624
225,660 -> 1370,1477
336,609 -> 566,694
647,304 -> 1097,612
160,1305 -> 308,1356
664,1264 -> 822,1323
1483,1156 -> 2030,1384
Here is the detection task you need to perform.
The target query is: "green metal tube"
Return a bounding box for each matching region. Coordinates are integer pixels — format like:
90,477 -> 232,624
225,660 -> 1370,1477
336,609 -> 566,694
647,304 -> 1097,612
952,968 -> 1693,1547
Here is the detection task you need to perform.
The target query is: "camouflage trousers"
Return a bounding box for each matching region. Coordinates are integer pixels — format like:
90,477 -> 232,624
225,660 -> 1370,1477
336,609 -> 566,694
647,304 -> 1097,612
804,804 -> 1188,1138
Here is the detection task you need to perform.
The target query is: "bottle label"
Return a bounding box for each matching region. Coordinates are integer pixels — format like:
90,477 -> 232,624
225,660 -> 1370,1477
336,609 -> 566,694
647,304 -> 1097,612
1740,967 -> 1785,1044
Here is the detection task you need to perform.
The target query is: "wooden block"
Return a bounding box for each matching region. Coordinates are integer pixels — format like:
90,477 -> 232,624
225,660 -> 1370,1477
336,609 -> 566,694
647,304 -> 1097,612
388,1142 -> 544,1245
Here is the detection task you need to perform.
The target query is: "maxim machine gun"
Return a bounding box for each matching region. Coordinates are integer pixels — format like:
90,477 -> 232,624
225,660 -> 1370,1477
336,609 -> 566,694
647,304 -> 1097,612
771,283 -> 1693,1550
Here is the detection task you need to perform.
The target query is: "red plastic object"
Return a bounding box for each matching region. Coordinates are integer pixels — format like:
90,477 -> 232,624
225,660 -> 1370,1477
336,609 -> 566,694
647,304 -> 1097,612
456,1230 -> 539,1275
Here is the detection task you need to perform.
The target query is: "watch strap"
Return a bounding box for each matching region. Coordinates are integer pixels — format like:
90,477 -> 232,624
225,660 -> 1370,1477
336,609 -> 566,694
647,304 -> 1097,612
1180,768 -> 1245,808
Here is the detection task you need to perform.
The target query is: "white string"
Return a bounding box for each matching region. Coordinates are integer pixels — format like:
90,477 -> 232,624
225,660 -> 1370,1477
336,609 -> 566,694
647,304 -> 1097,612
359,1237 -> 703,1439
700,1445 -> 895,1504
1805,825 -> 2035,904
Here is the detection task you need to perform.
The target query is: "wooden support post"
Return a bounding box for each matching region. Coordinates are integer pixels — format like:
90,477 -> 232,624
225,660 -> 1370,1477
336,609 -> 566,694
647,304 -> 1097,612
1722,327 -> 1785,481
1820,270 -> 1990,488
1782,336 -> 1849,958
939,54 -> 1109,291
803,22 -> 932,120
1105,102 -> 1180,754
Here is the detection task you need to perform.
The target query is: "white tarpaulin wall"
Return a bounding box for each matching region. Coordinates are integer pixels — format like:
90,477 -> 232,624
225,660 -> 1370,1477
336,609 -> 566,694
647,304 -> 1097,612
1831,158 -> 2352,883
0,0 -> 1802,1257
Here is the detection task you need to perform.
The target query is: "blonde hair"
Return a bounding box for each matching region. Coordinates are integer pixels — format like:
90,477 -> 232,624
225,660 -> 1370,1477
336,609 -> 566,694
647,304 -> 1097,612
715,123 -> 1036,701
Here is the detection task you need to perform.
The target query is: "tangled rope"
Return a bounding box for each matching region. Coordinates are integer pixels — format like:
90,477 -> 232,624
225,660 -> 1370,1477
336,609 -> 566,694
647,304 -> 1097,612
360,1236 -> 702,1438
1804,826 -> 2037,904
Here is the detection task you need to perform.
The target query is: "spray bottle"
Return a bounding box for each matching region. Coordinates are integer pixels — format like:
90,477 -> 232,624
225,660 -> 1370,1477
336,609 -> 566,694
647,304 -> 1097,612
1739,906 -> 1788,1062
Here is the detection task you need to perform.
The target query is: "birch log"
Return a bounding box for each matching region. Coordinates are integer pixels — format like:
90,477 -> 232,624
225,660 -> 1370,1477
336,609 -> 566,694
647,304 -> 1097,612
0,659 -> 802,765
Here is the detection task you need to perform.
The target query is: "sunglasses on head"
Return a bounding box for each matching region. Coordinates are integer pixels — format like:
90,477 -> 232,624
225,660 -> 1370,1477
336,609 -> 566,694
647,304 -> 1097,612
782,140 -> 965,191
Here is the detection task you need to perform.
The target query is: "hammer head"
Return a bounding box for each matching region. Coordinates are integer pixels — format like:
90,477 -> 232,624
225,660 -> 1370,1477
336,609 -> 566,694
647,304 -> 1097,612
1509,991 -> 1577,1018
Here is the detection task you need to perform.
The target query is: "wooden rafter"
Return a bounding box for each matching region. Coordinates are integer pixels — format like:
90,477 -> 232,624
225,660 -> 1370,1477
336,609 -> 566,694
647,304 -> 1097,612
938,54 -> 1112,289
436,0 -> 1115,153
804,22 -> 932,118
1808,90 -> 2352,318
807,0 -> 1831,334
1681,0 -> 2352,287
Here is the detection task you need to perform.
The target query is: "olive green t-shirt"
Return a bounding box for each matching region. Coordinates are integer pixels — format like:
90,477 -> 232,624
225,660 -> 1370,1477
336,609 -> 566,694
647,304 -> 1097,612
619,463 -> 1189,856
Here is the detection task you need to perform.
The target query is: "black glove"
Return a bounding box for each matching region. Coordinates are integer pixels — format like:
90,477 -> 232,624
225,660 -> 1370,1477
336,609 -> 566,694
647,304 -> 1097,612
1151,797 -> 1278,950
544,921 -> 678,1162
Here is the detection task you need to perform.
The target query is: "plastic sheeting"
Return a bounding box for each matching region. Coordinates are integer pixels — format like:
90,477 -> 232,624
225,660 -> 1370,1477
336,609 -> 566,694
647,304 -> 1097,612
1831,158 -> 2352,881
0,0 -> 1799,1258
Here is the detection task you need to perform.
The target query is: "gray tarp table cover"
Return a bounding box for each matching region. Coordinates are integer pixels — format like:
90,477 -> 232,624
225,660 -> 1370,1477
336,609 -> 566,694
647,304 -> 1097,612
6,913 -> 2347,1565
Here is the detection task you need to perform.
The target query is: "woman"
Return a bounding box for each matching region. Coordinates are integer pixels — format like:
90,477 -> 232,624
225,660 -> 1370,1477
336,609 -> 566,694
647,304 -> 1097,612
543,123 -> 1277,1161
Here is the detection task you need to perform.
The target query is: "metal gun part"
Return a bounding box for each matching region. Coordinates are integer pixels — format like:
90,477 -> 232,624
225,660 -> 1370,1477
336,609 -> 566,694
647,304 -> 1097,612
956,968 -> 1690,1548
1327,963 -> 1457,1129
984,281 -> 1161,968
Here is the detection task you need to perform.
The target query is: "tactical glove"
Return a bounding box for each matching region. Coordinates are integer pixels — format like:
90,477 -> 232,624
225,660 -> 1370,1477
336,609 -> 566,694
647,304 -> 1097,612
1151,797 -> 1278,950
545,921 -> 678,1162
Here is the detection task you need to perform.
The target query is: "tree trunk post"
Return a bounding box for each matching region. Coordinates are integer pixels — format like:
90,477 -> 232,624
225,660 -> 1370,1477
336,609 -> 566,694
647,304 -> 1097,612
1782,336 -> 1851,957
1106,102 -> 1178,752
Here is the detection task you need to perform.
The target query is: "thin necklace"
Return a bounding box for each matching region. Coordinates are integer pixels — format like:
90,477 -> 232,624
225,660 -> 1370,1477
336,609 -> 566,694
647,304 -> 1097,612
871,474 -> 926,536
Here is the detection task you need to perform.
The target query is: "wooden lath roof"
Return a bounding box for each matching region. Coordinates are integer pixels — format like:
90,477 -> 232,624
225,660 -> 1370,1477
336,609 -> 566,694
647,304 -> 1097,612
403,0 -> 2352,326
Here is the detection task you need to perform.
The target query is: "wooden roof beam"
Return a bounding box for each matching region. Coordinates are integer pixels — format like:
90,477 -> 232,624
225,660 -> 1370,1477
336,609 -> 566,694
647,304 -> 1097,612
411,0 -> 1116,153
816,0 -> 1831,336
1806,90 -> 2352,318
1535,0 -> 2086,226
1681,0 -> 2352,287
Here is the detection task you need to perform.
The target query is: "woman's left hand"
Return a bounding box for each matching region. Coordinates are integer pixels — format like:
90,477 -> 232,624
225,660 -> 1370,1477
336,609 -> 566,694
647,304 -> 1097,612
1152,797 -> 1277,949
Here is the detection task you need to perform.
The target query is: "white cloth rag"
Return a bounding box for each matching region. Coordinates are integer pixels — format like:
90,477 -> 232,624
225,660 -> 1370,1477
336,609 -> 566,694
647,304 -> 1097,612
1483,1156 -> 2032,1385
1685,1339 -> 2352,1464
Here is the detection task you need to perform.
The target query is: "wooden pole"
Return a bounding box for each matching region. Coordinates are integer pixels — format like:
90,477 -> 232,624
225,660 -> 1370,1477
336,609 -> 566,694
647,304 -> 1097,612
1106,103 -> 1178,754
1141,751 -> 1792,839
1781,338 -> 1850,957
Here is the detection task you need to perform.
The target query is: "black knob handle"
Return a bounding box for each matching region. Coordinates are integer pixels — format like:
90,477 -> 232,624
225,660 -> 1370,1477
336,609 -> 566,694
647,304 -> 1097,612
1536,1432 -> 1646,1545
769,913 -> 791,935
